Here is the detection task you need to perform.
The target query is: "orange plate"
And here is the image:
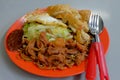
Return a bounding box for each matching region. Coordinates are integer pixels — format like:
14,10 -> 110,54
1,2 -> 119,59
4,13 -> 110,78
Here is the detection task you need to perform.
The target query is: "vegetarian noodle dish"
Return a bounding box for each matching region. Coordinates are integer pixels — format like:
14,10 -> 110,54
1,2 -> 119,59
6,4 -> 92,70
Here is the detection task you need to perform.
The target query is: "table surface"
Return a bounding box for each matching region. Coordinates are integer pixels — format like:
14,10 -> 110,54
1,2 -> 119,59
0,0 -> 119,80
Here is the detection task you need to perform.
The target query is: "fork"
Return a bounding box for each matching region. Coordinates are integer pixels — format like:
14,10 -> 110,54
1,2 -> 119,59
86,13 -> 110,80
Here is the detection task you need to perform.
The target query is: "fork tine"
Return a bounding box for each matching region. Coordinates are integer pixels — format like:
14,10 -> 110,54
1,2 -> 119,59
91,14 -> 95,29
94,14 -> 99,32
93,14 -> 97,29
96,14 -> 99,27
89,14 -> 93,28
89,13 -> 95,29
96,15 -> 100,32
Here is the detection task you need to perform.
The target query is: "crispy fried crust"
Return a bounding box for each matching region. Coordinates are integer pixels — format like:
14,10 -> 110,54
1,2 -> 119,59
47,4 -> 81,19
79,10 -> 91,22
47,4 -> 82,30
47,4 -> 90,32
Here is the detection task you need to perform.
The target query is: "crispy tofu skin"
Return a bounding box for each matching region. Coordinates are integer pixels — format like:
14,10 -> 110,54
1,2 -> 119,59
79,10 -> 91,22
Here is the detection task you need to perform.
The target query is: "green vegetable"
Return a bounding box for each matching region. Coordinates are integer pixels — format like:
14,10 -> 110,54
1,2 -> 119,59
51,27 -> 73,39
22,22 -> 73,41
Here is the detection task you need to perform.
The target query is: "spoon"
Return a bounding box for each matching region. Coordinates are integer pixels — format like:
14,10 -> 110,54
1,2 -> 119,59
86,14 -> 109,80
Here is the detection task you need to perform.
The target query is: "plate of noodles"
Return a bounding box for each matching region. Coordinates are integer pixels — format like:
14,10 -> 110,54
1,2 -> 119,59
4,4 -> 110,77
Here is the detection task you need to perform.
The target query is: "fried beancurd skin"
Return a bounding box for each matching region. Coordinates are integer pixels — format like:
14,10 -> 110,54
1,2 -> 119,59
47,4 -> 91,33
47,4 -> 81,19
47,4 -> 82,30
79,10 -> 91,22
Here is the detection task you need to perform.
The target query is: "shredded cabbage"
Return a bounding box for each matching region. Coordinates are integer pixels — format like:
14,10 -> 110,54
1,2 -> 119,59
23,22 -> 73,41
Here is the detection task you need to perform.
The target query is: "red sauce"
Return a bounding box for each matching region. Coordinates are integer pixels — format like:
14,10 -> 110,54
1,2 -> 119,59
7,29 -> 23,51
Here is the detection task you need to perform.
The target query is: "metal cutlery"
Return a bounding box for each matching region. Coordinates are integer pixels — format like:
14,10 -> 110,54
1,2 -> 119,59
86,13 -> 110,80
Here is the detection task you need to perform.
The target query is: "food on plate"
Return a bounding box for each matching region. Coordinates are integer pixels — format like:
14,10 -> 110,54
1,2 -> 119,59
7,4 -> 92,70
